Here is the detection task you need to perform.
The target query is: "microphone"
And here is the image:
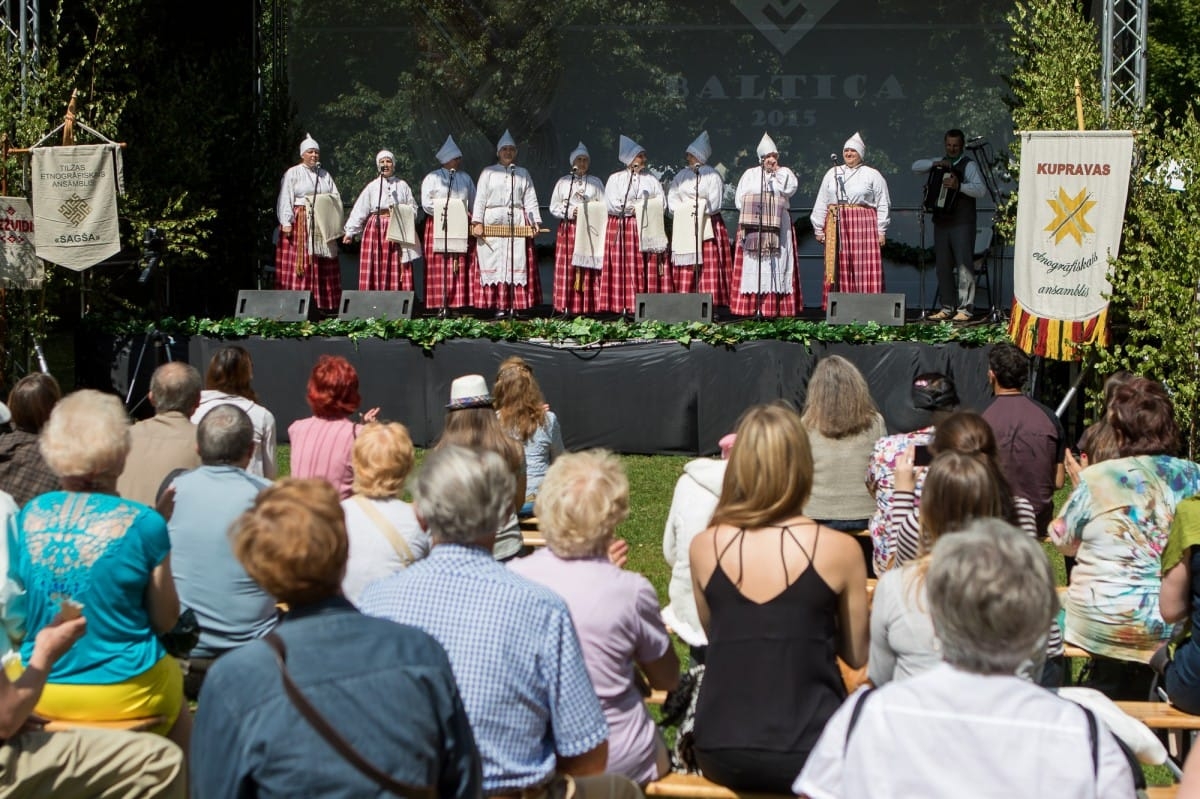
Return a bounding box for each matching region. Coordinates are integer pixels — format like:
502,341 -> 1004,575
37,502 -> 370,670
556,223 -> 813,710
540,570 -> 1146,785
968,135 -> 984,142
315,162 -> 322,171
378,165 -> 386,175
829,153 -> 838,164
508,164 -> 516,175
448,167 -> 456,175
570,165 -> 578,175
691,163 -> 700,175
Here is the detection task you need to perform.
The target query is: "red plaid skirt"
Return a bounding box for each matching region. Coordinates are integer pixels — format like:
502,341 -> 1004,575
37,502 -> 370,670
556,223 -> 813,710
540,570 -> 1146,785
357,214 -> 415,292
469,237 -> 542,310
828,205 -> 884,295
729,228 -> 801,317
669,214 -> 733,305
422,216 -> 472,308
274,207 -> 342,311
552,221 -> 600,315
599,215 -> 668,313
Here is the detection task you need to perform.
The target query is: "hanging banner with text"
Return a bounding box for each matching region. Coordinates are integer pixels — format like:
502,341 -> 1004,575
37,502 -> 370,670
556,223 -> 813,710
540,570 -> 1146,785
1009,130 -> 1133,360
30,144 -> 124,271
0,197 -> 42,288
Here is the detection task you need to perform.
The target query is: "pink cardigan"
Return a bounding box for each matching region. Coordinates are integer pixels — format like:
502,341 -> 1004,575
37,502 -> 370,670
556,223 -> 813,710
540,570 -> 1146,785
288,416 -> 358,499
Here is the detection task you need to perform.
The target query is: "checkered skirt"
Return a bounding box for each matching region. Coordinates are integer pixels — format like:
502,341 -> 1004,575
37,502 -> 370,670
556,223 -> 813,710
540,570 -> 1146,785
598,215 -> 668,313
357,214 -> 415,292
274,207 -> 342,311
469,238 -> 542,310
422,216 -> 472,308
552,220 -> 600,315
729,226 -> 801,317
829,205 -> 883,295
669,214 -> 733,305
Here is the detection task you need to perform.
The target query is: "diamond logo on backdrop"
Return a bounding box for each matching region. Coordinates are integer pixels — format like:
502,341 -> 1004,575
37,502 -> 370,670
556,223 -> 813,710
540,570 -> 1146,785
730,0 -> 840,56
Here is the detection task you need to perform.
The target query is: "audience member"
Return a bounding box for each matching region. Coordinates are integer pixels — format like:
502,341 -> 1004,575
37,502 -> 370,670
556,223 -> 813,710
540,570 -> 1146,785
494,356 -> 564,514
981,342 -> 1065,534
0,610 -> 187,797
1051,376 -> 1200,699
661,432 -> 735,653
1158,496 -> 1200,714
800,355 -> 887,532
438,374 -> 527,560
288,355 -> 379,499
192,479 -> 481,798
167,404 -> 276,699
510,450 -> 680,785
865,372 -> 959,573
12,390 -> 189,746
689,402 -> 868,793
871,452 -> 1024,687
1067,369 -> 1137,483
191,345 -> 279,478
361,446 -> 639,799
341,421 -> 429,605
0,373 -> 61,505
116,362 -> 203,507
795,520 -> 1137,799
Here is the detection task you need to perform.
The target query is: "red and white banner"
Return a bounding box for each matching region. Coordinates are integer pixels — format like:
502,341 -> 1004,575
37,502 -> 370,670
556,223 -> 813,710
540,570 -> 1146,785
0,197 -> 42,288
1008,130 -> 1133,360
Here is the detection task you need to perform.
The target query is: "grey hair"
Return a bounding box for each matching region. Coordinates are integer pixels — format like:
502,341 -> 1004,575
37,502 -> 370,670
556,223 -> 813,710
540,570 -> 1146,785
411,445 -> 515,546
198,404 -> 254,465
927,519 -> 1056,676
150,362 -> 202,414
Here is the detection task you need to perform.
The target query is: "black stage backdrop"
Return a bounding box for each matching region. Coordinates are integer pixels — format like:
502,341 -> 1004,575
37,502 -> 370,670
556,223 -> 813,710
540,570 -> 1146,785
84,334 -> 994,455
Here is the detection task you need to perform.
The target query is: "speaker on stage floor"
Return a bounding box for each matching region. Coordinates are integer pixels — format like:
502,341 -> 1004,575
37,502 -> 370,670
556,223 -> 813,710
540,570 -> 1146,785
338,290 -> 415,321
635,293 -> 713,324
234,290 -> 315,321
826,292 -> 906,327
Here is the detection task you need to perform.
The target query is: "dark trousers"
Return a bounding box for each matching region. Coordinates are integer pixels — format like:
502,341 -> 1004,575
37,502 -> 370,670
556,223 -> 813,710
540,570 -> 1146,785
934,221 -> 974,310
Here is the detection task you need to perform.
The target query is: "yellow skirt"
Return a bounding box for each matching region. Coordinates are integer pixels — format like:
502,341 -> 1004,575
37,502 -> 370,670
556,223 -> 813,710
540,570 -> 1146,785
9,656 -> 183,736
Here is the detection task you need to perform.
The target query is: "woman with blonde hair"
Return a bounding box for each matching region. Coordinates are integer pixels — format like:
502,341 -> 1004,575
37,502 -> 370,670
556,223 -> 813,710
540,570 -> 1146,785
688,402 -> 868,793
10,390 -> 188,747
340,422 -> 430,605
800,355 -> 886,532
493,356 -> 563,512
510,450 -> 679,784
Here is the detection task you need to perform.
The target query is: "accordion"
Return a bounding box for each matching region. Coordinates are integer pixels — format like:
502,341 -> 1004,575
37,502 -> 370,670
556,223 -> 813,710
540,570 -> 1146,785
922,164 -> 959,214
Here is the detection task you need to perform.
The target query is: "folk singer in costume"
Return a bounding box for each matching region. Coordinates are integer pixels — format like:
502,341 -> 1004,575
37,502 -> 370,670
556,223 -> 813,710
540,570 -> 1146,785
470,129 -> 543,313
342,149 -> 421,292
550,142 -> 606,316
731,133 -> 801,317
811,131 -> 891,304
667,131 -> 732,306
600,135 -> 669,315
421,135 -> 476,312
275,132 -> 343,312
912,128 -> 987,322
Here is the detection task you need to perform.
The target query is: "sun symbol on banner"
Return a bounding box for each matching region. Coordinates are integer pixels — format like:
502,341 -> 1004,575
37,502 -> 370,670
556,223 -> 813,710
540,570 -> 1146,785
1044,186 -> 1096,245
58,194 -> 92,228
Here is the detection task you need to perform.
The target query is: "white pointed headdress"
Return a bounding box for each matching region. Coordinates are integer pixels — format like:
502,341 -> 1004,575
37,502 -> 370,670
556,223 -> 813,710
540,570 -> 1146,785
435,135 -> 462,164
844,131 -> 866,159
618,135 -> 644,166
375,150 -> 395,166
299,132 -> 319,156
686,130 -> 712,164
756,133 -> 778,160
496,129 -> 517,154
568,141 -> 589,166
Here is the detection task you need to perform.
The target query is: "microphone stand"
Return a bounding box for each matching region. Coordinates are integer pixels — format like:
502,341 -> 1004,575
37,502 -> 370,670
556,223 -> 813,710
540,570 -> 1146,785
620,169 -> 635,317
503,164 -> 516,318
692,164 -> 702,294
440,168 -> 455,318
309,163 -> 321,284
832,157 -> 847,295
374,168 -> 385,288
755,161 -> 766,319
564,168 -> 579,315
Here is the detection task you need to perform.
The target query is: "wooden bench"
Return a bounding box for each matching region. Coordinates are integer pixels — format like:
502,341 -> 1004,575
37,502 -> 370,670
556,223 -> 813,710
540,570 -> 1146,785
1115,701 -> 1200,731
645,772 -> 787,799
520,517 -> 545,548
1146,786 -> 1179,799
42,715 -> 165,732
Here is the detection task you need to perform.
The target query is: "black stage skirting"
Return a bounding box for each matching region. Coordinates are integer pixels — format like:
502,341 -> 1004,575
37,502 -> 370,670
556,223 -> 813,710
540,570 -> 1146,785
81,333 -> 995,455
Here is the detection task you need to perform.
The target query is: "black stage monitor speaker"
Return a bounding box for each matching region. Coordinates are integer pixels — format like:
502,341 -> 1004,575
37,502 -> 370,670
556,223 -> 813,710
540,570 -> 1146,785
826,292 -> 907,327
635,292 -> 713,324
338,290 -> 415,321
234,290 -> 314,322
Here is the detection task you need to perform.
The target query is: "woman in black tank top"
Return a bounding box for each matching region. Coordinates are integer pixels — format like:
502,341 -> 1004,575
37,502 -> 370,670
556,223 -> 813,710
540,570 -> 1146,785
687,402 -> 870,793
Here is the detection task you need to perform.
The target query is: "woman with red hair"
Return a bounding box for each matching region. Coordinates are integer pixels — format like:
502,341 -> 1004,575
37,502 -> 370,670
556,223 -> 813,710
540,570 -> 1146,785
288,356 -> 380,498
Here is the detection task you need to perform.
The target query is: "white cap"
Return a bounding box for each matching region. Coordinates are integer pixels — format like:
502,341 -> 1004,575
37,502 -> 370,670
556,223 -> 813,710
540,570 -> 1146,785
618,135 -> 644,166
686,130 -> 712,164
436,135 -> 462,164
496,129 -> 517,154
844,131 -> 866,159
756,133 -> 778,160
446,374 -> 493,410
568,141 -> 589,166
375,150 -> 395,166
299,132 -> 319,156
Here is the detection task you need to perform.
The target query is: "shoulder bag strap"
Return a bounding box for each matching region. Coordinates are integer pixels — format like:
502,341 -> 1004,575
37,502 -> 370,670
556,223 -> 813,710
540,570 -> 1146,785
262,632 -> 433,799
351,495 -> 415,566
842,687 -> 875,756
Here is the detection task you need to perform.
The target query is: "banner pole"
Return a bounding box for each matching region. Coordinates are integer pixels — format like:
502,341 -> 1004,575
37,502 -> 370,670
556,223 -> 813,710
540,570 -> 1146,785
1074,78 -> 1086,132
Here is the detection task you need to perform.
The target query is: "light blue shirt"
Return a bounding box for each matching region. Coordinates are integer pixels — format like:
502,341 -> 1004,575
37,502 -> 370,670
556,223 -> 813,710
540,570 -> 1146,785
168,465 -> 276,657
12,491 -> 169,683
522,411 -> 564,497
360,544 -> 607,793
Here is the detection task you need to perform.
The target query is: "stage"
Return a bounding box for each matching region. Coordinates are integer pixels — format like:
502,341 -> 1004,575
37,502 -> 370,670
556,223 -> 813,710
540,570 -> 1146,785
79,317 -> 1003,455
